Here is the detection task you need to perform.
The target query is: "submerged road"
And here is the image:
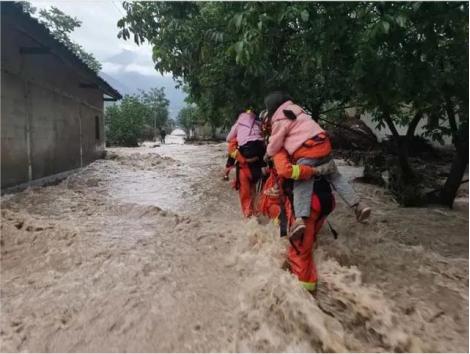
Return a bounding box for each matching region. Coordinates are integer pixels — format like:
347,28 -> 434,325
1,144 -> 468,352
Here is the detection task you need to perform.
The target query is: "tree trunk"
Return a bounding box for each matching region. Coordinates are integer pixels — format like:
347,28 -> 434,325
383,111 -> 414,178
406,111 -> 423,142
438,98 -> 469,207
444,96 -> 459,143
210,124 -> 217,139
304,102 -> 323,121
402,110 -> 424,158
382,110 -> 424,206
439,143 -> 468,208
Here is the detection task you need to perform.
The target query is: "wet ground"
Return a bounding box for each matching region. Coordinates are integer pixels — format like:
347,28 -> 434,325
1,144 -> 468,352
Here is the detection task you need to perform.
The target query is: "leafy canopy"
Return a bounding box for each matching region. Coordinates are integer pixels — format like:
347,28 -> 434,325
105,87 -> 171,146
117,2 -> 467,145
177,105 -> 199,135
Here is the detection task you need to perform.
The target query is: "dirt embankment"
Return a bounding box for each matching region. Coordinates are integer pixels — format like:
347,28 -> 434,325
1,144 -> 468,352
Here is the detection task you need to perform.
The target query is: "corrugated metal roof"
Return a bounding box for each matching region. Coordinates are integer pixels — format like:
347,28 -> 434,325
1,2 -> 122,100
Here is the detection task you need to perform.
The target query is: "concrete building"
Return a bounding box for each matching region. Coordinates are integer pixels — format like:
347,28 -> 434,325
1,3 -> 121,190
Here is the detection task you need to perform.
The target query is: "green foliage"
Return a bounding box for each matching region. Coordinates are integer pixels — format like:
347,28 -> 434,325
177,105 -> 199,135
117,2 -> 467,138
117,2 -> 363,119
166,118 -> 176,132
38,6 -> 81,42
105,88 -> 170,146
105,95 -> 146,147
20,1 -> 36,14
117,2 -> 468,205
352,2 -> 468,142
139,87 -> 170,130
20,2 -> 102,72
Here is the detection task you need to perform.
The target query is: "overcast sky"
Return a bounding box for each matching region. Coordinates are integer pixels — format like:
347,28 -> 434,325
31,0 -> 186,117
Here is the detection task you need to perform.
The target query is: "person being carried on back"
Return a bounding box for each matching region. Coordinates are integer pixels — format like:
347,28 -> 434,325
226,108 -> 266,166
225,107 -> 267,217
264,92 -> 372,239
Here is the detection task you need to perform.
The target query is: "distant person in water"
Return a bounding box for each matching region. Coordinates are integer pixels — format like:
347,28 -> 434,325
160,129 -> 166,144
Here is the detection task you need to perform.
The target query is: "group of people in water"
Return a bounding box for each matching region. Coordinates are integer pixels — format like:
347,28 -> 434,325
224,91 -> 371,293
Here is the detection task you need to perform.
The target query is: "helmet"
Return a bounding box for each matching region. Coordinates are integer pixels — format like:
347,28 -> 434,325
264,91 -> 292,117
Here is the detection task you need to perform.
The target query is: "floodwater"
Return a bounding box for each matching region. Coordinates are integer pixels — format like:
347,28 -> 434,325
1,144 -> 468,352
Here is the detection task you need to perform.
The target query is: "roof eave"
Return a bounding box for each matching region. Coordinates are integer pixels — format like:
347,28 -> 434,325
2,3 -> 122,101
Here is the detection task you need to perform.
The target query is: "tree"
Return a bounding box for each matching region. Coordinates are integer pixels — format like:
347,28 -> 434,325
20,2 -> 102,72
350,2 -> 468,205
414,2 -> 468,207
105,88 -> 170,146
117,2 -> 361,118
139,87 -> 170,139
166,118 -> 176,132
177,105 -> 199,136
117,2 -> 468,206
20,1 -> 36,14
105,95 -> 147,147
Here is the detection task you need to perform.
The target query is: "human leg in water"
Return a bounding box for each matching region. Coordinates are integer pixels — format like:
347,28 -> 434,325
297,157 -> 372,223
223,156 -> 236,181
325,166 -> 372,222
287,209 -> 324,293
290,159 -> 336,241
238,166 -> 254,217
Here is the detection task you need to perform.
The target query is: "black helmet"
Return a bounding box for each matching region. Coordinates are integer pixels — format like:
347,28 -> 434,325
264,91 -> 292,117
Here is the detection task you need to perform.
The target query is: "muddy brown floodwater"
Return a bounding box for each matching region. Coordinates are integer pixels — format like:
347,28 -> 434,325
1,144 -> 468,352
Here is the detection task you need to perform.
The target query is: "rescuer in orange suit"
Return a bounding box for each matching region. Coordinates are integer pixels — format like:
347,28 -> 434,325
259,146 -> 336,293
225,108 -> 266,218
227,138 -> 261,217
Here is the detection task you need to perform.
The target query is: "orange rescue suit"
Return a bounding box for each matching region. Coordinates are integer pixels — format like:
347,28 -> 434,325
227,139 -> 256,217
262,148 -> 330,292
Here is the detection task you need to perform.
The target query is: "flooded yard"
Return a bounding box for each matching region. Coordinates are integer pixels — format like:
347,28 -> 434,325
1,144 -> 468,352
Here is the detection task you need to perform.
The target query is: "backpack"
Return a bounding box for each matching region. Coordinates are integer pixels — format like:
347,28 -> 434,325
258,171 -> 336,239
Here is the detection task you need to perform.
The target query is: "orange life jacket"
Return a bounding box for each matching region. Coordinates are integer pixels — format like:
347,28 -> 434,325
257,170 -> 294,226
292,133 -> 332,162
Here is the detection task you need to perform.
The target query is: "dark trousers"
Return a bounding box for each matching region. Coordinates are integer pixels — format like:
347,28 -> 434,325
239,140 -> 266,183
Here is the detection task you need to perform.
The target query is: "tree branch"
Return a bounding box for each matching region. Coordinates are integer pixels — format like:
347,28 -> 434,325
445,95 -> 459,143
406,111 -> 423,140
317,117 -> 378,144
382,111 -> 400,139
320,105 -> 364,115
383,110 -> 415,178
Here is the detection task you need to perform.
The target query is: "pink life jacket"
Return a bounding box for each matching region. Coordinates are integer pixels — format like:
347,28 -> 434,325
267,101 -> 325,157
226,112 -> 263,146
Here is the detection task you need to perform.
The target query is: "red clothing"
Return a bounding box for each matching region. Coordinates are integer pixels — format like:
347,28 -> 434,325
287,196 -> 330,291
272,148 -> 316,180
227,140 -> 257,218
270,148 -> 332,292
237,167 -> 255,217
291,135 -> 332,162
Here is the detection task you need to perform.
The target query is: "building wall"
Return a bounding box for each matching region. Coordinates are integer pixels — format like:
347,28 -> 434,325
1,15 -> 105,189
